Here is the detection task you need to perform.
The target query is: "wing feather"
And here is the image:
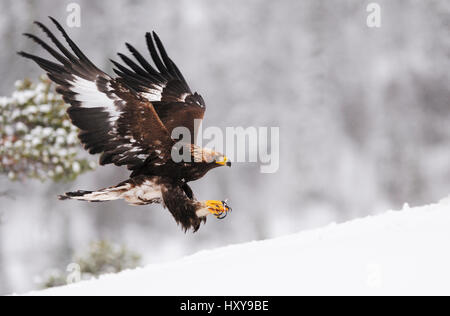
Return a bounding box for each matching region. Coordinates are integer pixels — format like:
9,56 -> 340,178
19,17 -> 173,170
112,32 -> 206,143
125,42 -> 163,80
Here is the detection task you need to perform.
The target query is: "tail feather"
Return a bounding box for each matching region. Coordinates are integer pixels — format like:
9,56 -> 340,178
58,190 -> 93,200
58,186 -> 127,203
57,176 -> 164,206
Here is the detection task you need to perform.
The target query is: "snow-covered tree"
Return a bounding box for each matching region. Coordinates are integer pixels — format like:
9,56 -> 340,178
39,240 -> 141,289
0,76 -> 96,182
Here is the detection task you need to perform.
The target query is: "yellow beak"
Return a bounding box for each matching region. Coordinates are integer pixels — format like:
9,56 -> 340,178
216,156 -> 231,167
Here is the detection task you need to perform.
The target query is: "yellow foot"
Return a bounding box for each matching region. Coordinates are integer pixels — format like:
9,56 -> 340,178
205,200 -> 232,219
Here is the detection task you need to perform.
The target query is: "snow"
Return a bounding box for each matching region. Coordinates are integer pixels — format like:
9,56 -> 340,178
24,198 -> 450,296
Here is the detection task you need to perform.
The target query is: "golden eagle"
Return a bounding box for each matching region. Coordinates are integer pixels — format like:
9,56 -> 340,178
19,17 -> 232,232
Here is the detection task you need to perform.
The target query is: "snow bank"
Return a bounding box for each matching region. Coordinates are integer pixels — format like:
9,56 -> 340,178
26,198 -> 450,296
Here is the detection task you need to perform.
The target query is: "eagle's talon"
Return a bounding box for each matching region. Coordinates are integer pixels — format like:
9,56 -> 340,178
205,200 -> 232,219
216,212 -> 227,220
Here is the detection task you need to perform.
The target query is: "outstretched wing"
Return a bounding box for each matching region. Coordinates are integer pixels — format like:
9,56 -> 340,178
19,17 -> 173,170
112,32 -> 206,144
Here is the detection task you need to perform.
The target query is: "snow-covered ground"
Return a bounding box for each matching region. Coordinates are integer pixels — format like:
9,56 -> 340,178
25,198 -> 450,296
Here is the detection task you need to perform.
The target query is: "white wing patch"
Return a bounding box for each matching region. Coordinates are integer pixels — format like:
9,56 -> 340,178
140,84 -> 165,102
139,83 -> 188,103
71,76 -> 122,122
179,93 -> 190,102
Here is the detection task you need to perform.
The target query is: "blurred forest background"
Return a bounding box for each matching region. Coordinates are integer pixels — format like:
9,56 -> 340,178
0,0 -> 449,294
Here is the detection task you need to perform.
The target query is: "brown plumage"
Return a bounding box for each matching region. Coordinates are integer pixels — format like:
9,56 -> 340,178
19,17 -> 232,232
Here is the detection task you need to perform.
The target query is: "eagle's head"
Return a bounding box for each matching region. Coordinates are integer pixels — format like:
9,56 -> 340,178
170,144 -> 231,182
191,146 -> 231,168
